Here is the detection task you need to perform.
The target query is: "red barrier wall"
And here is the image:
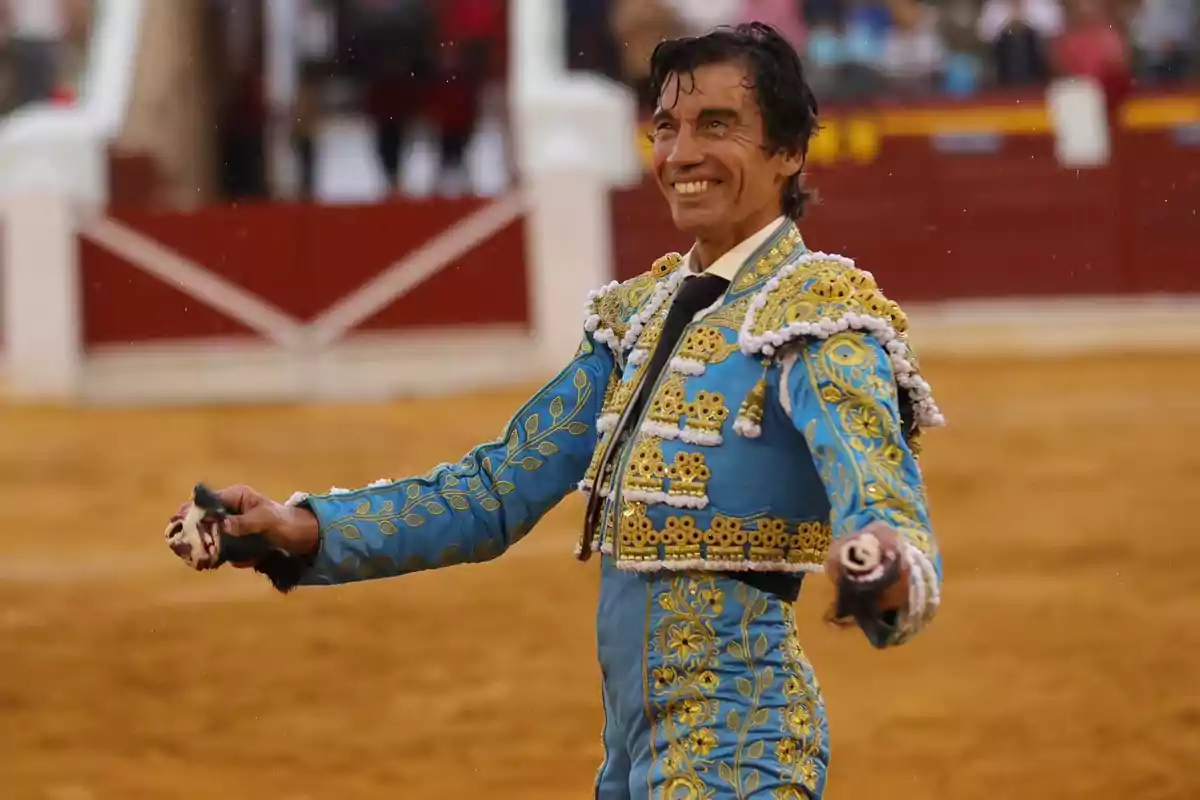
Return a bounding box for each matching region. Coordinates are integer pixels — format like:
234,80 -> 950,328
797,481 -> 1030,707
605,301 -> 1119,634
80,90 -> 1200,347
613,90 -> 1200,300
81,199 -> 529,347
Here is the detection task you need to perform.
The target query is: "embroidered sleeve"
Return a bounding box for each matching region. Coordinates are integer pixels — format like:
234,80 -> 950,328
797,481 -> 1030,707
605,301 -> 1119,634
286,332 -> 616,588
781,331 -> 942,648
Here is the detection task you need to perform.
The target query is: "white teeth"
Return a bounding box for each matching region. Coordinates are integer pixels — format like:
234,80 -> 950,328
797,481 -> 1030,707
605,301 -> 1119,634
675,180 -> 710,195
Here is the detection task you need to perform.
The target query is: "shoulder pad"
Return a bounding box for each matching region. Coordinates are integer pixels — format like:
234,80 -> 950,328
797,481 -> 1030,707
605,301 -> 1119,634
738,251 -> 944,429
584,253 -> 687,354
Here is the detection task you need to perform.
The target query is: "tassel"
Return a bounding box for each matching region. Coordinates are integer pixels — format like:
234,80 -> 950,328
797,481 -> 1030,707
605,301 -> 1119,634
733,363 -> 769,439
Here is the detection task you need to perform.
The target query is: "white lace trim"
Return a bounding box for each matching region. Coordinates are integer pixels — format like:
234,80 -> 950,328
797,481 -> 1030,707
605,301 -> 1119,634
668,356 -> 707,376
897,542 -> 940,636
616,558 -> 824,574
285,478 -> 393,508
737,251 -> 945,429
583,269 -> 687,355
622,490 -> 709,509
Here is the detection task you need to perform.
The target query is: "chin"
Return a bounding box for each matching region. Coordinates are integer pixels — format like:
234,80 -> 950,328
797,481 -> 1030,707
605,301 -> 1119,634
670,205 -> 724,235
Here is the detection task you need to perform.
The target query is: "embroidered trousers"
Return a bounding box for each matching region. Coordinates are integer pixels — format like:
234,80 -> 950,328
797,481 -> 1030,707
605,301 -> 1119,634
595,557 -> 830,799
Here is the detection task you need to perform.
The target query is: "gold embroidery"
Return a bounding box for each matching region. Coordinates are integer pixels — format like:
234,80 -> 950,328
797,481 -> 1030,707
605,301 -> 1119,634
647,373 -> 688,428
735,374 -> 768,435
801,332 -> 937,559
650,578 -> 824,798
650,575 -> 725,794
775,603 -> 826,796
684,390 -> 729,437
667,452 -> 711,501
744,257 -> 909,344
626,438 -> 668,495
652,252 -> 685,278
676,325 -> 741,368
587,253 -> 686,349
730,227 -> 804,294
620,501 -> 654,549
617,509 -> 833,566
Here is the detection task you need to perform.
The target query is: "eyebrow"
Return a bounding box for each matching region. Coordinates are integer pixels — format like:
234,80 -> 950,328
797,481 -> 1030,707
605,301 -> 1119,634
651,106 -> 741,125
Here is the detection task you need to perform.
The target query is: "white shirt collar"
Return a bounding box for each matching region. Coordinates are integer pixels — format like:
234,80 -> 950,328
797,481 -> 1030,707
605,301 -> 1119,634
685,216 -> 787,282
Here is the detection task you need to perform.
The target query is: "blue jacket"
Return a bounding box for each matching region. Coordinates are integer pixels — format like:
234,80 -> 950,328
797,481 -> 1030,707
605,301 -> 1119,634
286,220 -> 945,647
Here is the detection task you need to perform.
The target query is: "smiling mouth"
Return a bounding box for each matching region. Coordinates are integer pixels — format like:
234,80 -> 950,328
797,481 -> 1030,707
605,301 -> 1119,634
673,180 -> 719,196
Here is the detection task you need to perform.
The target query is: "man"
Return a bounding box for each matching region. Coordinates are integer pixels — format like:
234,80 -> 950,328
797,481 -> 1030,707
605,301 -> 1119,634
167,23 -> 945,798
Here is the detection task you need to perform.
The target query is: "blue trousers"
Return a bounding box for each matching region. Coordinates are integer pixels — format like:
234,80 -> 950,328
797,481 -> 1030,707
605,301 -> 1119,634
595,558 -> 830,799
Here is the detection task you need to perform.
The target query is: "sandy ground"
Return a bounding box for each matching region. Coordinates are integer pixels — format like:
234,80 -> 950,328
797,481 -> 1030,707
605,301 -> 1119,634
2,353 -> 1198,799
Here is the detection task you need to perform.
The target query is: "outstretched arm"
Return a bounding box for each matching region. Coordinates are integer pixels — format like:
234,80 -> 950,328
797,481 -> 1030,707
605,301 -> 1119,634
780,331 -> 942,648
288,334 -> 615,587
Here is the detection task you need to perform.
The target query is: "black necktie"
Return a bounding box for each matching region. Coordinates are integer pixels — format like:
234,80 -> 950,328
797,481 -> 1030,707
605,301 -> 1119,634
627,273 -> 730,423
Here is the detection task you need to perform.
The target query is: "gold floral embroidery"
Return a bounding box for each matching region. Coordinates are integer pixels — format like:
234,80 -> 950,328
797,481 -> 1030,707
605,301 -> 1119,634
626,438 -> 668,494
650,579 -> 823,799
667,452 -> 711,501
729,226 -> 804,295
743,257 -> 908,340
775,603 -> 826,796
684,391 -> 730,437
714,582 -> 777,797
800,332 -> 938,562
647,373 -> 689,428
650,575 -> 726,795
616,510 -> 833,566
676,325 -> 742,368
588,254 -> 685,349
323,366 -> 595,548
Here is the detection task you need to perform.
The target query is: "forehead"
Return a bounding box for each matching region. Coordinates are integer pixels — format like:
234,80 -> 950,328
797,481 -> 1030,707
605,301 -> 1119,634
657,60 -> 756,116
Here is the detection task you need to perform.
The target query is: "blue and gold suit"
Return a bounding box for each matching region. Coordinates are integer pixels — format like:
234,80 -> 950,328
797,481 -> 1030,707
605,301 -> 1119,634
282,220 -> 945,799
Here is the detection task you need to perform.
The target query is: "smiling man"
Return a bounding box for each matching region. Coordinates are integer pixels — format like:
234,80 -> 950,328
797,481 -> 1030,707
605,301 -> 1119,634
165,23 -> 946,800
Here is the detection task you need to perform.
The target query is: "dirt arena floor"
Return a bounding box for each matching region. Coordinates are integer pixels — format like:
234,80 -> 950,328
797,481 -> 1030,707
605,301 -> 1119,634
2,352 -> 1198,799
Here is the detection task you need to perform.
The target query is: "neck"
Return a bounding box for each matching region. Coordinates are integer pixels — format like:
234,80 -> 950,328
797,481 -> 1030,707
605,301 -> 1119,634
690,211 -> 782,272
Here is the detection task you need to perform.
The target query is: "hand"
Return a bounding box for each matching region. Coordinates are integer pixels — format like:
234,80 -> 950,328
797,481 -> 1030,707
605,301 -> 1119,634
824,521 -> 910,614
170,485 -> 320,560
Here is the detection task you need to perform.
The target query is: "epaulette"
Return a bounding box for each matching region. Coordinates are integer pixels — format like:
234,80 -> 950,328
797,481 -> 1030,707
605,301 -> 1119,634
583,253 -> 687,359
737,251 -> 944,430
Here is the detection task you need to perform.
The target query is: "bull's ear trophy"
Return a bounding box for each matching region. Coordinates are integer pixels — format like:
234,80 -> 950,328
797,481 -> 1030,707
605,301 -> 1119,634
828,532 -> 904,642
164,483 -> 306,593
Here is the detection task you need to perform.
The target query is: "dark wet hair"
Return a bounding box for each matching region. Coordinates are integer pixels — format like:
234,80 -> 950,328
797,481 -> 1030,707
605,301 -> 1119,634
648,22 -> 820,219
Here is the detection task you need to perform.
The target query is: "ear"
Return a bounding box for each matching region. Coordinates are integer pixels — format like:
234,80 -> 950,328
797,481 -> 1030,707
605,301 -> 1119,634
778,149 -> 804,178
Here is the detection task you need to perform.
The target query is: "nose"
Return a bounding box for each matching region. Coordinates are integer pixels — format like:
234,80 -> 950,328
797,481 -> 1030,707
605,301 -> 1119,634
667,126 -> 704,169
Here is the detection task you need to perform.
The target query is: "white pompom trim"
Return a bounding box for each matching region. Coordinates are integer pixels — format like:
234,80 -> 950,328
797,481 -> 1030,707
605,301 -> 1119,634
737,252 -> 946,430
583,269 -> 687,356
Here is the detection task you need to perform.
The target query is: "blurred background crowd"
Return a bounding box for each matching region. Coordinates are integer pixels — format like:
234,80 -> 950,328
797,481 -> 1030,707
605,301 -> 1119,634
1,0 -> 1195,202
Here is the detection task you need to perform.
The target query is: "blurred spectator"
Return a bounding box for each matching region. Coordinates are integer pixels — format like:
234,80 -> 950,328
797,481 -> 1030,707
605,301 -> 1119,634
1053,0 -> 1131,110
1129,0 -> 1197,84
735,0 -> 808,49
611,0 -> 684,111
932,0 -> 987,94
566,0 -> 620,77
977,0 -> 1064,86
292,0 -> 335,202
1054,0 -> 1128,79
430,0 -> 507,196
353,0 -> 437,196
210,0 -> 269,201
839,0 -> 892,99
882,0 -> 948,95
667,0 -> 745,35
4,0 -> 67,108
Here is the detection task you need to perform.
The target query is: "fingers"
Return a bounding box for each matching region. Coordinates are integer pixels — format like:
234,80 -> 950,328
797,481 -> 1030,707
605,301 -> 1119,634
223,504 -> 276,538
213,484 -> 261,514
